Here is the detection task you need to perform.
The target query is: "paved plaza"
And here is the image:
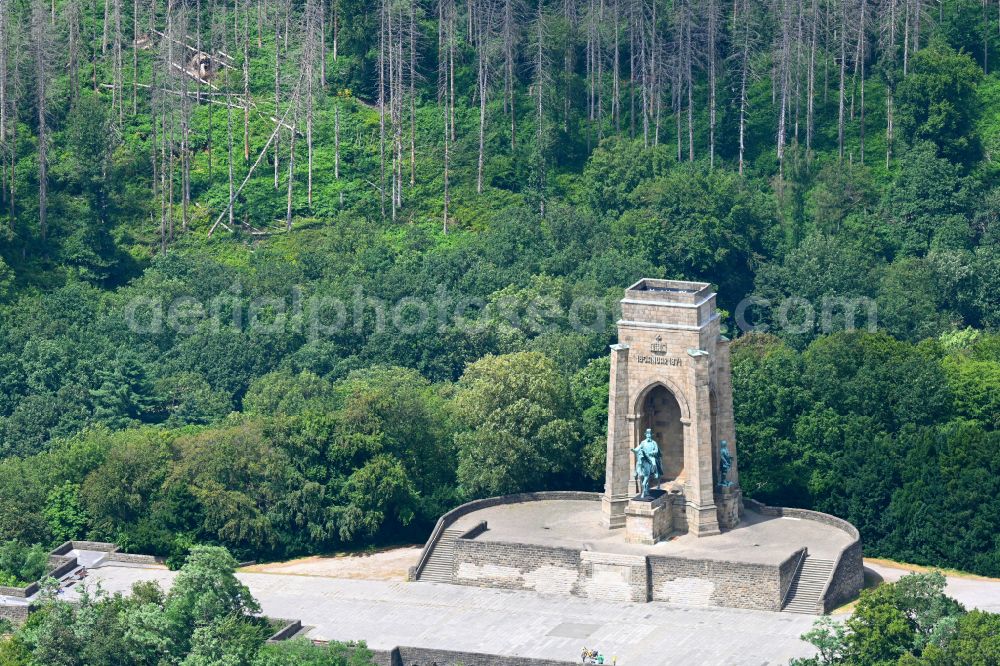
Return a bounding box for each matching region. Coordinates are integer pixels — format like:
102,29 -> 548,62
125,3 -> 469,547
67,562 -> 821,665
451,500 -> 853,564
54,549 -> 1000,665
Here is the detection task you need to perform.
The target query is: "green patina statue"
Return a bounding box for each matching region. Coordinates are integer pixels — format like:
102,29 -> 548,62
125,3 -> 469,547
632,428 -> 663,498
718,439 -> 733,488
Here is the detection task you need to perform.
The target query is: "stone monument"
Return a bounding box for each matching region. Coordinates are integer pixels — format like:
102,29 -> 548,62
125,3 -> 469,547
602,278 -> 743,538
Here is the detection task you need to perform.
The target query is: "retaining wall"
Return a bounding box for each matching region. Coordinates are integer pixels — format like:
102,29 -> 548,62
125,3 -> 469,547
369,647 -> 575,666
745,498 -> 863,612
0,603 -> 32,624
431,492 -> 862,612
410,491 -> 601,581
648,553 -> 788,610
0,582 -> 38,598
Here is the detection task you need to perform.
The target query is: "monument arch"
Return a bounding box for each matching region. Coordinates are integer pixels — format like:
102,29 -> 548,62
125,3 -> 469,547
635,383 -> 685,485
601,278 -> 743,537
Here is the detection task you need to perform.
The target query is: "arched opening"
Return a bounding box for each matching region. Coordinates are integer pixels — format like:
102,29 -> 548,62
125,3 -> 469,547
641,385 -> 684,484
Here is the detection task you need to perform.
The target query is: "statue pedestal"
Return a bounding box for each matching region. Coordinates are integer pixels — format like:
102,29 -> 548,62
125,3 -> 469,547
714,486 -> 743,530
625,491 -> 672,545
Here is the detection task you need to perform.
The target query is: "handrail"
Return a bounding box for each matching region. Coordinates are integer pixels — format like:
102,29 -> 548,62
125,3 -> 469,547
781,548 -> 808,610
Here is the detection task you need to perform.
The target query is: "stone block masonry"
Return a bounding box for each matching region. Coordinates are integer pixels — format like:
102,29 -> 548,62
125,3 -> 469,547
648,554 -> 789,611
367,647 -> 575,666
452,539 -> 582,597
0,603 -> 32,624
452,535 -> 793,610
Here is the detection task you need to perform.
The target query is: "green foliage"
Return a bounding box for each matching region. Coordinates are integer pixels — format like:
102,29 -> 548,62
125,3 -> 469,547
733,332 -> 1000,577
43,482 -> 89,545
0,4 -> 995,655
253,639 -> 375,666
3,545 -> 374,666
454,352 -> 580,497
0,541 -> 48,587
792,573 -> 998,666
895,42 -> 983,166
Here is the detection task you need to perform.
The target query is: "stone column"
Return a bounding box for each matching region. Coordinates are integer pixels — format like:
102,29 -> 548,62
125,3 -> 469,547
684,349 -> 721,536
602,344 -> 631,528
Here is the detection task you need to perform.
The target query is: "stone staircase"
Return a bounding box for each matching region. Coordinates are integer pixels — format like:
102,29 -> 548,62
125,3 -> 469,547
782,556 -> 834,614
417,528 -> 465,583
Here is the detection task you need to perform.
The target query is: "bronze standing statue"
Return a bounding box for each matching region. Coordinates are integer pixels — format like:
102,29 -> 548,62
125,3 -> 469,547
632,428 -> 663,498
718,439 -> 733,488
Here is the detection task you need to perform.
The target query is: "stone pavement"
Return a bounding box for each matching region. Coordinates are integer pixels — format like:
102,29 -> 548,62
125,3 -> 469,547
451,500 -> 853,563
67,564 -> 821,665
865,561 -> 1000,614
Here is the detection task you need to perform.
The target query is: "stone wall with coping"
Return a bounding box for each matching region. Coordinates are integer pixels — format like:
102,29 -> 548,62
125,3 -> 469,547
0,603 -> 32,625
578,551 -> 649,602
779,548 -> 808,606
745,498 -> 863,612
410,491 -> 601,581
821,539 -> 865,613
451,538 -> 583,597
265,619 -> 303,643
108,552 -> 164,565
453,532 -> 794,609
0,582 -> 38,598
648,554 -> 785,610
58,540 -> 118,553
434,493 -> 863,612
392,647 -> 575,666
366,647 -> 575,666
48,555 -> 80,580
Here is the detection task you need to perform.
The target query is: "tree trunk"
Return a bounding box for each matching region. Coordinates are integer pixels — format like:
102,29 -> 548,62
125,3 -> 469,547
32,1 -> 49,241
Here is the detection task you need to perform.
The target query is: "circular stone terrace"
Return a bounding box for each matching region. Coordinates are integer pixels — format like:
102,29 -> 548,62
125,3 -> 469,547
415,493 -> 864,613
449,499 -> 853,565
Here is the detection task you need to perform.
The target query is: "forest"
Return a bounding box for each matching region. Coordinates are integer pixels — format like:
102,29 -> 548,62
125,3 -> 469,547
0,0 -> 997,622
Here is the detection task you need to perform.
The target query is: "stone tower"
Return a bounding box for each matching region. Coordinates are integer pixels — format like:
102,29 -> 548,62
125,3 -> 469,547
602,278 -> 742,538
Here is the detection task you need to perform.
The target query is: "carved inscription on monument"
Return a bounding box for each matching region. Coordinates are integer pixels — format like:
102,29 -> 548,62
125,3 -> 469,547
634,354 -> 684,366
635,335 -> 683,366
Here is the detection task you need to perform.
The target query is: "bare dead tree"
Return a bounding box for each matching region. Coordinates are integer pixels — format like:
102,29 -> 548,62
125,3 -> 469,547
439,0 -> 456,231
273,2 -> 281,188
133,0 -> 139,113
502,0 -> 520,150
67,0 -> 82,105
304,0 -> 323,207
612,0 -> 621,133
562,0 -> 577,131
838,0 -> 848,161
408,0 -> 417,187
707,0 -> 720,167
533,0 -> 549,216
880,0 -> 898,166
378,0 -> 387,219
806,0 -> 817,162
332,0 -> 339,60
242,0 -> 251,161
774,0 -> 793,175
731,0 -> 759,174
855,0 -> 866,163
31,0 -> 50,241
475,0 -> 502,193
112,0 -> 124,125
0,0 -> 13,226
285,102 -> 296,230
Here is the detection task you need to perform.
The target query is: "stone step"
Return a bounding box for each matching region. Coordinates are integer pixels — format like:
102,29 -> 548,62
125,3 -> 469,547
781,555 -> 835,614
416,528 -> 468,582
